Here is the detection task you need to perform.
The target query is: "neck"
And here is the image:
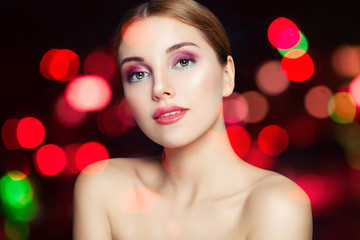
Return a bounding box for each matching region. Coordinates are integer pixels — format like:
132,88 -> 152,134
160,119 -> 242,205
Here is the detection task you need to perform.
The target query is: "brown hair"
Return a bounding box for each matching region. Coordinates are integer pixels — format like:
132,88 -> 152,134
114,0 -> 231,64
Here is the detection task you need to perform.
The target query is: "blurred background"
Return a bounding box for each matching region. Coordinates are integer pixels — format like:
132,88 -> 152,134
1,0 -> 360,239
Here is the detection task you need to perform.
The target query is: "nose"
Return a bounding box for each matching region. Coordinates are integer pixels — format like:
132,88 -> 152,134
151,71 -> 175,101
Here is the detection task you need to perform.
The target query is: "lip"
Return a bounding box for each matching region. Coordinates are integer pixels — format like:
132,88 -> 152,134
153,106 -> 188,125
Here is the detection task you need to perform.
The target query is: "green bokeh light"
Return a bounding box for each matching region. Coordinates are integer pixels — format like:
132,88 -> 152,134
0,172 -> 33,208
278,31 -> 309,56
4,219 -> 29,240
0,171 -> 39,222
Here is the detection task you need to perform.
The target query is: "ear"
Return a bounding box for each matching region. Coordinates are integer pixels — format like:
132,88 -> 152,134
222,55 -> 235,97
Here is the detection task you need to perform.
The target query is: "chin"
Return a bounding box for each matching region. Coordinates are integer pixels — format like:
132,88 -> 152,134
151,136 -> 192,149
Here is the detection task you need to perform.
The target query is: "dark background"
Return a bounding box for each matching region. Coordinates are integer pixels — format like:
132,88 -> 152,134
1,0 -> 360,239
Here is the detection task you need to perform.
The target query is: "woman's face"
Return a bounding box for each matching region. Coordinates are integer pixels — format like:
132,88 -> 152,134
118,16 -> 233,148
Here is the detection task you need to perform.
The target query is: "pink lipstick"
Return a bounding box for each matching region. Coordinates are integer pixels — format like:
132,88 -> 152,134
153,106 -> 188,125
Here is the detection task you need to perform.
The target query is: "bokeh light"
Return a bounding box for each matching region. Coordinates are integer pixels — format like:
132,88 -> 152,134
223,92 -> 249,125
304,85 -> 333,119
40,48 -> 80,81
295,174 -> 324,210
332,45 -> 360,78
335,123 -> 360,151
75,141 -> 109,175
83,50 -> 115,80
328,91 -> 358,124
226,125 -> 251,158
243,142 -> 274,169
119,187 -> 157,214
258,125 -> 289,156
4,220 -> 29,240
349,75 -> 360,106
97,99 -> 135,137
268,17 -> 301,49
285,115 -> 316,148
121,18 -> 155,48
0,172 -> 33,209
0,171 -> 38,222
335,123 -> 360,169
346,146 -> 360,170
16,117 -> 45,149
278,31 -> 309,57
65,75 -> 112,112
255,60 -> 290,96
242,91 -> 269,123
295,173 -> 344,214
281,51 -> 314,82
2,118 -> 21,150
54,95 -> 88,127
35,144 -> 67,176
62,143 -> 82,175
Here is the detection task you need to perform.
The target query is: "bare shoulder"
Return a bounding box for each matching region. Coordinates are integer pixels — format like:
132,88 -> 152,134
74,158 -> 136,193
74,156 -> 160,191
244,170 -> 313,240
73,157 -> 160,240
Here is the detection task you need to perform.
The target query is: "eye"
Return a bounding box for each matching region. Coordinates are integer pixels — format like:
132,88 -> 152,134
127,71 -> 151,83
172,57 -> 195,70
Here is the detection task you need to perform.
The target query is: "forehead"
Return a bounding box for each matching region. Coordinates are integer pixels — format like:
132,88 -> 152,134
118,16 -> 212,58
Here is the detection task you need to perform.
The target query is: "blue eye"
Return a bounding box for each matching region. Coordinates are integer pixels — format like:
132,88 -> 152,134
172,58 -> 195,70
127,71 -> 151,83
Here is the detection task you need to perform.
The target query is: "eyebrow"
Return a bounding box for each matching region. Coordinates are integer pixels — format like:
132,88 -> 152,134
119,57 -> 144,68
120,42 -> 199,68
165,41 -> 200,54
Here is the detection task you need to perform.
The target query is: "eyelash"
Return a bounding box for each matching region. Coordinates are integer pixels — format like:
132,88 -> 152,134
125,55 -> 196,83
171,55 -> 196,70
126,70 -> 151,83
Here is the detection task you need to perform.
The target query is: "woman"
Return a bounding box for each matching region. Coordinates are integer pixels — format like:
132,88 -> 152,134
73,0 -> 313,239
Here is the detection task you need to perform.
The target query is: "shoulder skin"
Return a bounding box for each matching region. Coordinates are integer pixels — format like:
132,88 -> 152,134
244,173 -> 313,240
73,158 -> 139,240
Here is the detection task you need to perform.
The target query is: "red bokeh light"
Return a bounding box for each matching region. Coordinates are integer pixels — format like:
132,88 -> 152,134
226,125 -> 251,158
121,19 -> 155,48
97,100 -> 135,137
304,85 -> 333,119
223,92 -> 249,125
242,91 -> 269,123
62,143 -> 82,175
16,117 -> 45,149
75,142 -> 109,175
268,17 -> 300,49
258,125 -> 289,156
294,173 -> 344,214
65,75 -> 112,112
40,49 -> 80,81
255,60 -> 290,96
83,50 -> 115,80
35,144 -> 67,176
331,45 -> 360,78
2,118 -> 21,150
243,142 -> 274,169
349,75 -> 360,107
295,174 -> 324,206
281,51 -> 314,82
54,95 -> 88,127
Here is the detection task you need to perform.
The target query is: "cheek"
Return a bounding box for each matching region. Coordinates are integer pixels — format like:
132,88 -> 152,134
175,63 -> 223,102
123,86 -> 149,120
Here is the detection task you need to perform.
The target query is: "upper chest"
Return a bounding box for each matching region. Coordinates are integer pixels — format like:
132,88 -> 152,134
106,189 -> 251,240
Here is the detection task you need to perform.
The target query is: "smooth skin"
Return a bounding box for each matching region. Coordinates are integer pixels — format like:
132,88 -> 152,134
73,16 -> 312,240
